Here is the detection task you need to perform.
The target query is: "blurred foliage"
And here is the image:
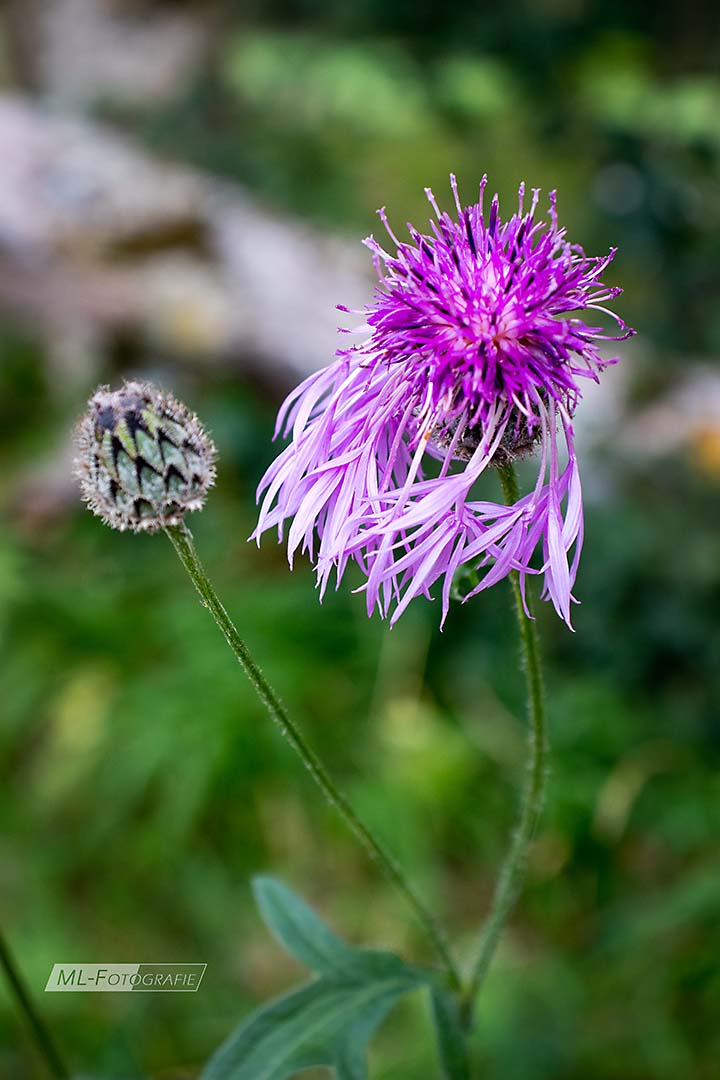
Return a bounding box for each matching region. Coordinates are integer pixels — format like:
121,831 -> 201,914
1,1 -> 720,1078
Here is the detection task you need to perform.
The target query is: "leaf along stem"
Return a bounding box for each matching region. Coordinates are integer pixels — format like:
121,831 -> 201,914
165,522 -> 462,993
461,463 -> 549,1025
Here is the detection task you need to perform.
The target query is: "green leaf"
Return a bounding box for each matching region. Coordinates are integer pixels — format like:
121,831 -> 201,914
202,974 -> 422,1080
202,877 -> 442,1079
252,876 -> 362,979
252,875 -> 428,984
430,985 -> 471,1080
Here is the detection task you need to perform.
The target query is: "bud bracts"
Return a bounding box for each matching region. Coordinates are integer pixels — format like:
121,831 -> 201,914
75,380 -> 216,532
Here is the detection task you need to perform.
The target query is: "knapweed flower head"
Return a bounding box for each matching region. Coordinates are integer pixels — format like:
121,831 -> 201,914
254,177 -> 634,627
75,380 -> 216,532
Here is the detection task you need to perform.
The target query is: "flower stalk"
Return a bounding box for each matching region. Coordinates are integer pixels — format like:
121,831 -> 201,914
164,522 -> 462,992
461,463 -> 548,1026
74,380 -> 461,989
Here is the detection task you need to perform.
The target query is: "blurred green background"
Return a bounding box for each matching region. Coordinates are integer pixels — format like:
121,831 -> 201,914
1,1 -> 719,1077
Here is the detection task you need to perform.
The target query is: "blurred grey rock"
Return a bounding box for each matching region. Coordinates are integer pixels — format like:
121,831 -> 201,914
5,0 -> 213,105
622,365 -> 720,471
0,95 -> 369,386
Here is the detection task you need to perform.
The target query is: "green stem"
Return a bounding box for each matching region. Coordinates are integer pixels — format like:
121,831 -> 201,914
461,464 -> 548,1025
0,927 -> 69,1078
164,522 -> 462,992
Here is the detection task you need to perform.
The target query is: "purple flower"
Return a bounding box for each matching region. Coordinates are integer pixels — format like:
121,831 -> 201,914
253,177 -> 634,627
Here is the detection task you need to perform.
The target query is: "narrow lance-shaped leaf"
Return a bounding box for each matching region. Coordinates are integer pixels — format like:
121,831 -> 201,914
202,877 -> 440,1080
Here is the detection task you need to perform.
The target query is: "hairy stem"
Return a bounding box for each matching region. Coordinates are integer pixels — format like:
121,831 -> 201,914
0,927 -> 69,1078
165,522 -> 462,991
462,463 -> 548,1024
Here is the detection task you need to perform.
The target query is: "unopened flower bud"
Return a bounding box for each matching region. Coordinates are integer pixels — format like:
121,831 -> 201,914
75,380 -> 216,532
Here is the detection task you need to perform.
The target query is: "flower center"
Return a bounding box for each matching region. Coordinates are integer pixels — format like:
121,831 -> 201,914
432,410 -> 543,468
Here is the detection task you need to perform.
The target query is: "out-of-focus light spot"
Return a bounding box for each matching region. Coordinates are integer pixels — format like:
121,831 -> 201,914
691,424 -> 720,479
